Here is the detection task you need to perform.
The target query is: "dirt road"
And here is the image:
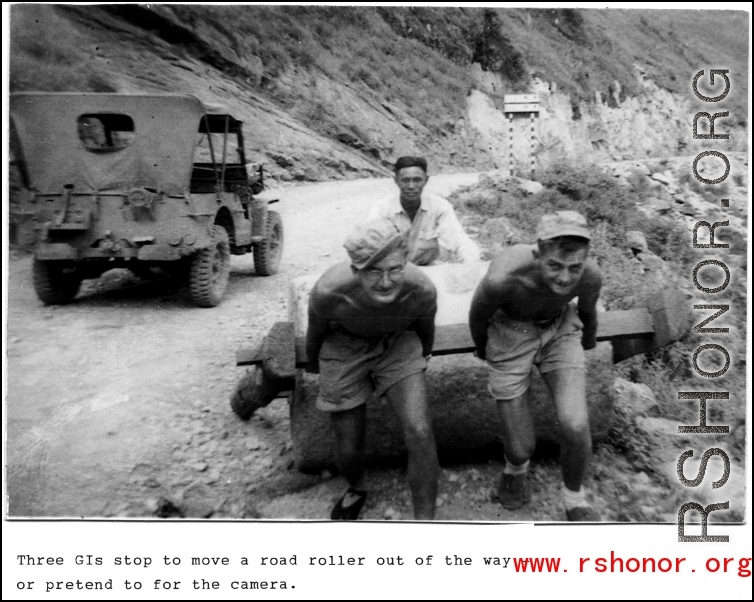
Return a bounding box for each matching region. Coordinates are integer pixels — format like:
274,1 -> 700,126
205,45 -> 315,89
7,173 -> 511,520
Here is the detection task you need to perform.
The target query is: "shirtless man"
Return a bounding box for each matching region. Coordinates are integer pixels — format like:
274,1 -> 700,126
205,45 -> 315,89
367,156 -> 480,265
469,211 -> 603,521
306,218 -> 439,520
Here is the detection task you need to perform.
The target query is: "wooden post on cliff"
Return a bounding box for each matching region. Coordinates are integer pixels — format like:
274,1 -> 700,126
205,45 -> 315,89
504,94 -> 540,178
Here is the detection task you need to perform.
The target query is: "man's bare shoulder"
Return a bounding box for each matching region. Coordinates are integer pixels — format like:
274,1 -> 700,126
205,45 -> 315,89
403,263 -> 438,304
486,244 -> 537,280
310,263 -> 355,310
471,246 -> 534,311
579,257 -> 603,289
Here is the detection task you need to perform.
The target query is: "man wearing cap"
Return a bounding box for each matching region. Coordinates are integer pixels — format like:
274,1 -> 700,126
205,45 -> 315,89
367,156 -> 480,265
469,210 -> 603,521
306,218 -> 439,520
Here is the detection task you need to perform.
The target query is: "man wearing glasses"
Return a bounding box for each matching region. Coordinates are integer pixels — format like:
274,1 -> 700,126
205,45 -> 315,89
306,219 -> 439,520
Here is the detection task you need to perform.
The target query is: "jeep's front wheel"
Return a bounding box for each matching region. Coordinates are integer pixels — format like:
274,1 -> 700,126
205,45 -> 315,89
32,259 -> 83,305
188,226 -> 231,307
253,211 -> 283,276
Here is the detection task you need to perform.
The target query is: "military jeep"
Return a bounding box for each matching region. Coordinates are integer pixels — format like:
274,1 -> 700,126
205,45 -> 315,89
10,93 -> 283,307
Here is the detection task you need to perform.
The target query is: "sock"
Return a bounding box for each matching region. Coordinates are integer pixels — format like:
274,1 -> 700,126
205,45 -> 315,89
503,456 -> 529,476
562,484 -> 588,509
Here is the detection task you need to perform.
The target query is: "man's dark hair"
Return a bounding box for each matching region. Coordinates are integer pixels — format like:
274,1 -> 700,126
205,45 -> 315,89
537,235 -> 590,256
394,156 -> 428,174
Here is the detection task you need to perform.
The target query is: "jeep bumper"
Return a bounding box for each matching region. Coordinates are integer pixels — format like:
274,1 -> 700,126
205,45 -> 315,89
35,244 -> 186,261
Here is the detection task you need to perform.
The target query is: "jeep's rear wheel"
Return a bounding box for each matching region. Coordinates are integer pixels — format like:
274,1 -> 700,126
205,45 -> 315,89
189,226 -> 231,307
32,259 -> 83,305
253,211 -> 283,276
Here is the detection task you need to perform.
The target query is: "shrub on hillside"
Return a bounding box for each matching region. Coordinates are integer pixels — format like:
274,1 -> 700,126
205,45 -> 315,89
586,221 -> 645,311
471,9 -> 527,82
536,163 -> 637,241
452,163 -> 641,244
626,214 -> 696,267
677,171 -> 731,205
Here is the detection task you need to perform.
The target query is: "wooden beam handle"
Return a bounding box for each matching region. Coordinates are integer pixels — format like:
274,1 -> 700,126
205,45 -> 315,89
236,309 -> 655,367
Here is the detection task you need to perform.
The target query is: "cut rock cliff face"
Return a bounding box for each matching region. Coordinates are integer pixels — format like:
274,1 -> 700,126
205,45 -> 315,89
466,66 -> 747,176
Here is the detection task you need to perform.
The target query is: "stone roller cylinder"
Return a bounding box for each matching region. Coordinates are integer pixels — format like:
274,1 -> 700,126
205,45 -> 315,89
288,261 -> 614,474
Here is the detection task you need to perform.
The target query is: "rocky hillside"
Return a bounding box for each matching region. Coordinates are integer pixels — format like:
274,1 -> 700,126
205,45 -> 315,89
9,5 -> 749,183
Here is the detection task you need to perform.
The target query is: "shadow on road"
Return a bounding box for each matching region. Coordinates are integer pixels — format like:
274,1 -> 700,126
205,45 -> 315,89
68,264 -> 271,309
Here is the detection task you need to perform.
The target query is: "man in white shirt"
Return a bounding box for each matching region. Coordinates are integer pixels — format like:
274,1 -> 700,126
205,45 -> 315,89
367,156 -> 480,266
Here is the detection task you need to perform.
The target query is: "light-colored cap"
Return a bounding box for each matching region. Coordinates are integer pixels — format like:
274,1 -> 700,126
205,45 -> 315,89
344,219 -> 408,270
536,210 -> 591,241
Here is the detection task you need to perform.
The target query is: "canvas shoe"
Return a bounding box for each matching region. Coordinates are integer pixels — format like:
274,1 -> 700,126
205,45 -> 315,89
331,488 -> 367,520
497,472 -> 530,510
565,505 -> 599,522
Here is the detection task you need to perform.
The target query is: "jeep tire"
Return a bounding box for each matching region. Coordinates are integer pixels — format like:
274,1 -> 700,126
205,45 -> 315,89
189,225 -> 231,307
32,259 -> 83,305
253,210 -> 283,276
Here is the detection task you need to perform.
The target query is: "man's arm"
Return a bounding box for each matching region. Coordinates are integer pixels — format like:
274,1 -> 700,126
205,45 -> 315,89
576,265 -> 603,350
305,294 -> 331,374
414,304 -> 437,358
436,201 -> 481,263
407,271 -> 437,358
469,270 -> 504,360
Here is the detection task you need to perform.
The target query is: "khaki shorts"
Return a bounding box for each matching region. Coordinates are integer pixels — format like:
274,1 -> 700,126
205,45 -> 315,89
317,329 -> 427,412
486,303 -> 585,400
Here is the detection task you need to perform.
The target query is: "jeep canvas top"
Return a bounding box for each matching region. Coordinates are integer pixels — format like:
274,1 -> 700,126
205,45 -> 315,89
10,92 -> 283,307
